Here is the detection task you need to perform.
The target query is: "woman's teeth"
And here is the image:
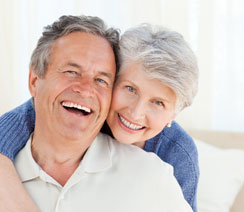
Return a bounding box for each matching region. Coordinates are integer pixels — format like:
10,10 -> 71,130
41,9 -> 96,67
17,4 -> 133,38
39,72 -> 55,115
119,114 -> 144,130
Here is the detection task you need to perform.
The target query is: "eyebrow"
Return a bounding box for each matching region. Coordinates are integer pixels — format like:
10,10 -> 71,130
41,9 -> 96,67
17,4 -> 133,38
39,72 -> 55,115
99,71 -> 113,80
64,62 -> 113,80
65,62 -> 82,69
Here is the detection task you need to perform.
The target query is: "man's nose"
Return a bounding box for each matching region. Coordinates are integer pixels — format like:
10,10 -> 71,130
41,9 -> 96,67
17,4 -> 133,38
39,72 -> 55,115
72,77 -> 95,96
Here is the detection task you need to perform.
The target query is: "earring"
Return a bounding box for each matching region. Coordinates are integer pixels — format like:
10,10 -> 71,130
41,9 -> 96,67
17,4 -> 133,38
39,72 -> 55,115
167,123 -> 171,128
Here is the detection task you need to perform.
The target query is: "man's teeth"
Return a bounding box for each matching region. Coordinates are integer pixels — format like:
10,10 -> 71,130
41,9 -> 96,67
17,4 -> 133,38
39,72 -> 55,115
119,115 -> 144,130
62,102 -> 91,113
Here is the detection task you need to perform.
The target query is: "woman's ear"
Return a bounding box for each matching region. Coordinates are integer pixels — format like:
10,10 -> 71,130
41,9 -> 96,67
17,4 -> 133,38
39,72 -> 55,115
28,68 -> 38,97
167,113 -> 176,128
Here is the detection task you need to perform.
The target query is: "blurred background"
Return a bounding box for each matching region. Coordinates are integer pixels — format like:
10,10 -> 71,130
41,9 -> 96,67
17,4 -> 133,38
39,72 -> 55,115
1,0 -> 244,132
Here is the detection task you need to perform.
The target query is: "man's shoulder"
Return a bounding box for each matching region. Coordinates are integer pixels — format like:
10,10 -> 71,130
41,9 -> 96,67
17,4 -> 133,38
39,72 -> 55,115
97,134 -> 192,212
99,133 -> 173,175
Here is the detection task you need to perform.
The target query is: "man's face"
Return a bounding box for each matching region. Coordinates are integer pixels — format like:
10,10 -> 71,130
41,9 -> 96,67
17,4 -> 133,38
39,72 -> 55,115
29,32 -> 116,142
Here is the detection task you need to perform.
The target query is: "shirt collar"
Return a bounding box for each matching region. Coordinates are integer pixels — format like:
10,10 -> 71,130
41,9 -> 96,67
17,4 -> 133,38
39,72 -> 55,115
14,135 -> 40,182
82,133 -> 112,173
14,132 -> 113,182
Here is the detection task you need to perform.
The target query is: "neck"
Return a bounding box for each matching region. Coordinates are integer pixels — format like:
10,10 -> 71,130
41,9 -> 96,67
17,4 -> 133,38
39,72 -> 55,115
133,140 -> 146,149
31,129 -> 93,186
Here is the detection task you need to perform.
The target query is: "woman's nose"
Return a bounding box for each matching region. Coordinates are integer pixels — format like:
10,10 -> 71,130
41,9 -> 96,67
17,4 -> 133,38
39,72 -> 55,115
128,99 -> 146,120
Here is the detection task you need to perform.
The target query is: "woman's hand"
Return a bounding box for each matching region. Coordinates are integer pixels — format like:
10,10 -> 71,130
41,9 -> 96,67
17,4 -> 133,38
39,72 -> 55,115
0,154 -> 39,212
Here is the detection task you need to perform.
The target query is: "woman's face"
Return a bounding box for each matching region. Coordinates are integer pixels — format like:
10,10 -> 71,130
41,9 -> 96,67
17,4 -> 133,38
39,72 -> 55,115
106,61 -> 176,146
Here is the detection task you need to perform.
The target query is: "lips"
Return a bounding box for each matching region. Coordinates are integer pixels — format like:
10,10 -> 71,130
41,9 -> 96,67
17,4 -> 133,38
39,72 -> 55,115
61,101 -> 92,116
118,114 -> 145,130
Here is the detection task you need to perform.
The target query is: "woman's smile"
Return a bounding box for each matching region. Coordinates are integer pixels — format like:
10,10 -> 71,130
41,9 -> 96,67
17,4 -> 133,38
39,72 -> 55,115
118,113 -> 145,131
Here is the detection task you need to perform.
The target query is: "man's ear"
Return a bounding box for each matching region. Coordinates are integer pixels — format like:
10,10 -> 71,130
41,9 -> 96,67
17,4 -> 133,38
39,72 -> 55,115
29,68 -> 39,97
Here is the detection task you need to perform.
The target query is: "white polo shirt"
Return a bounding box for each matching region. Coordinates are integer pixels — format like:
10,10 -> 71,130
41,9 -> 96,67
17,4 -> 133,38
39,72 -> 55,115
14,133 -> 192,212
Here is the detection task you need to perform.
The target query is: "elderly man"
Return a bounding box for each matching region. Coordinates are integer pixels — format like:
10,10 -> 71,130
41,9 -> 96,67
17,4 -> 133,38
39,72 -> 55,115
0,15 -> 192,212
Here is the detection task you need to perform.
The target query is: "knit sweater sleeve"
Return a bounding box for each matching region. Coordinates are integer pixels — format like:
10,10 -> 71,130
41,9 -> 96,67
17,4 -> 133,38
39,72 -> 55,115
0,99 -> 35,161
144,121 -> 199,212
159,122 -> 199,212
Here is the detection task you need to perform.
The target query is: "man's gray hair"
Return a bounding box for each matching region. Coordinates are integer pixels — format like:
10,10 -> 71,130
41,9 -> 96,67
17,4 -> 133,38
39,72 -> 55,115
118,24 -> 199,112
30,15 -> 120,77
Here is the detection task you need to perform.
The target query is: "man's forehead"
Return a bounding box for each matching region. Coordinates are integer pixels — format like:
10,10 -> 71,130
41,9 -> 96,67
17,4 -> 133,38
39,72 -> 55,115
52,32 -> 114,57
48,32 -> 116,77
54,32 -> 108,47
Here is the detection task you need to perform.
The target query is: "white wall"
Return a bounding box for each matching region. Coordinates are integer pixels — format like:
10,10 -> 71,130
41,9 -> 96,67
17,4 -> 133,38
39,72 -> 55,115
1,0 -> 243,132
176,0 -> 214,130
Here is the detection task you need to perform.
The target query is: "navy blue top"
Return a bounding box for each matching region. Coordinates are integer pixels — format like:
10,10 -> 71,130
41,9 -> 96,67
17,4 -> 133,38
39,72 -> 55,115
144,122 -> 199,211
0,99 -> 199,211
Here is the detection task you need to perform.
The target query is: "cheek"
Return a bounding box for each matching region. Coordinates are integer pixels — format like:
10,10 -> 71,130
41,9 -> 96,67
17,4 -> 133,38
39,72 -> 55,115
38,75 -> 64,91
99,89 -> 113,111
49,76 -> 82,100
53,76 -> 73,91
35,79 -> 52,101
147,110 -> 172,131
110,88 -> 125,112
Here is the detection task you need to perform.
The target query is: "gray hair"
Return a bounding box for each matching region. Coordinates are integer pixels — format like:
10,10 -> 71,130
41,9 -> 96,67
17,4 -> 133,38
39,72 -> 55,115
119,24 -> 199,112
30,15 -> 120,77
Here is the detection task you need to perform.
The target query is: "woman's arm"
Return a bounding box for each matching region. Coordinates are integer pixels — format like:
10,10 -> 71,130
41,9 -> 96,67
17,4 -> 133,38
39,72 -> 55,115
0,154 -> 39,211
144,121 -> 199,212
166,142 -> 199,212
0,99 -> 35,160
0,99 -> 37,210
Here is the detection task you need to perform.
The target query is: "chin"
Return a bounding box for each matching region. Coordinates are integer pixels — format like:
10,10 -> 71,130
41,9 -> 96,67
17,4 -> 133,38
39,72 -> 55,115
114,135 -> 135,145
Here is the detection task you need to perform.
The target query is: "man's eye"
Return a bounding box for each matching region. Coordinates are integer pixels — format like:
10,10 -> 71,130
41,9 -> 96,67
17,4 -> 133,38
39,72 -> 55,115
66,71 -> 78,75
153,100 -> 164,107
126,86 -> 135,93
95,78 -> 108,86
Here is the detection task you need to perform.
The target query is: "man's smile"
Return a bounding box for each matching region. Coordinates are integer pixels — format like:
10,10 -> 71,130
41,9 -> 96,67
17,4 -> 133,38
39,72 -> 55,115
61,101 -> 92,116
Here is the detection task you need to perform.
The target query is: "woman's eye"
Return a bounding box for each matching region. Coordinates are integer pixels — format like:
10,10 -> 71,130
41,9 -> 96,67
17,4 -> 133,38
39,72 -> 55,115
126,86 -> 135,93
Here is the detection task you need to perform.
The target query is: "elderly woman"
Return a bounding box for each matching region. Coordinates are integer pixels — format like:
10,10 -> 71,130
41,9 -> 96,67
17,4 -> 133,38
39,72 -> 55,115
0,24 -> 199,211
